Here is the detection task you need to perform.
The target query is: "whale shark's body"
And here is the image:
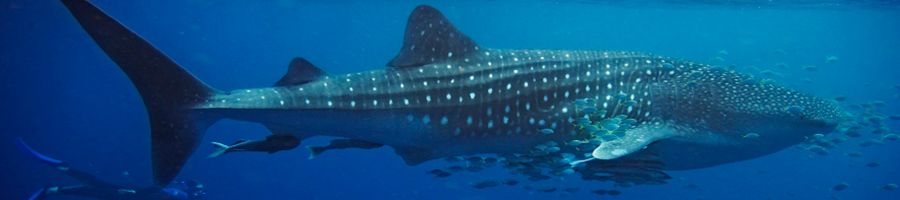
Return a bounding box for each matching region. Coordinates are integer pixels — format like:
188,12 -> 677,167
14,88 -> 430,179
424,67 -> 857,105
61,0 -> 843,185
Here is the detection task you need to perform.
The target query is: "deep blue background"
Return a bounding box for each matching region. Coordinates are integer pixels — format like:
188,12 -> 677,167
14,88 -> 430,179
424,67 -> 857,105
2,0 -> 899,199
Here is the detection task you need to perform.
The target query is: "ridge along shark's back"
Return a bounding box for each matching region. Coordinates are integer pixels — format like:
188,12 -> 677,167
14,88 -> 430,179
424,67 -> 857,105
61,0 -> 841,186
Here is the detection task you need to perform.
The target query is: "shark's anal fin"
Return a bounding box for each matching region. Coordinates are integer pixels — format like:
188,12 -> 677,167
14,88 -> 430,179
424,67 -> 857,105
592,124 -> 678,160
394,146 -> 436,165
274,57 -> 326,86
61,0 -> 220,185
387,5 -> 480,68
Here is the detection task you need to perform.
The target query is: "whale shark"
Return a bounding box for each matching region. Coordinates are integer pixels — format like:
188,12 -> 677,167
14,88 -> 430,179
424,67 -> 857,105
61,0 -> 844,185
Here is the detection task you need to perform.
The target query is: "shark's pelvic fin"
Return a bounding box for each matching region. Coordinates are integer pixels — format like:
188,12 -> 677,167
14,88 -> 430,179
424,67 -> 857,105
61,0 -> 220,185
592,124 -> 678,160
274,57 -> 326,86
387,5 -> 480,68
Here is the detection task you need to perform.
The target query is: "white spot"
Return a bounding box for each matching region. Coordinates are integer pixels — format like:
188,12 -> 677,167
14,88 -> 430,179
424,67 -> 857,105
487,88 -> 493,94
349,87 -> 354,92
305,99 -> 310,104
327,101 -> 333,107
350,101 -> 356,107
466,116 -> 473,125
423,81 -> 428,86
562,107 -> 569,113
469,92 -> 476,99
446,93 -> 452,100
440,116 -> 449,125
426,95 -> 432,102
422,115 -> 431,124
523,81 -> 529,88
279,100 -> 284,105
503,116 -> 509,124
404,98 -> 410,105
373,100 -> 378,106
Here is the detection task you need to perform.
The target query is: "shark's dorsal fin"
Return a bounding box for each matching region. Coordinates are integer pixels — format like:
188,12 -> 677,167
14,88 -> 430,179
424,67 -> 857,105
387,5 -> 480,68
275,57 -> 326,86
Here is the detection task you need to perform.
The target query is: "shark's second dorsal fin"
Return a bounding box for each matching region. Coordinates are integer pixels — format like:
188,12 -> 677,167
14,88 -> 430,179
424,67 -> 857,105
387,5 -> 480,68
275,57 -> 326,86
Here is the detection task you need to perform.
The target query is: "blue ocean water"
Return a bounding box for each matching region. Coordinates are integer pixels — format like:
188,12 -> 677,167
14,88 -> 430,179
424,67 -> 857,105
1,0 -> 899,199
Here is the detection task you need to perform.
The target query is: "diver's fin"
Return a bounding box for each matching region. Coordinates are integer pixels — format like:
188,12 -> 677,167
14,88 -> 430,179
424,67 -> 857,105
207,142 -> 231,158
61,0 -> 220,185
274,57 -> 326,86
592,124 -> 678,160
387,5 -> 480,68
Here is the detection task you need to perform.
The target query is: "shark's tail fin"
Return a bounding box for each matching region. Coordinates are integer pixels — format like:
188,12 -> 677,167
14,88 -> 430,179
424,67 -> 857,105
207,142 -> 231,158
61,0 -> 220,185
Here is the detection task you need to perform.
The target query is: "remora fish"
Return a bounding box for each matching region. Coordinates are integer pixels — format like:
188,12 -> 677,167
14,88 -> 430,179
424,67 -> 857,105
60,0 -> 844,184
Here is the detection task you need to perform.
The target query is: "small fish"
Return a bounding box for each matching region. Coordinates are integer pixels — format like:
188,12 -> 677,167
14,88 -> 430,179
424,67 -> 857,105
742,133 -> 760,139
802,65 -> 818,71
502,179 -> 519,186
564,187 -> 580,193
865,161 -> 880,168
882,134 -> 899,141
807,145 -> 828,155
560,168 -> 575,175
825,56 -> 839,63
883,183 -> 898,191
607,190 -> 622,196
566,140 -> 587,146
537,186 -> 557,193
583,125 -> 600,134
615,92 -> 628,100
574,117 -> 591,126
833,182 -> 849,191
545,146 -> 561,153
813,133 -> 825,139
539,128 -> 555,135
888,115 -> 900,120
845,151 -> 863,157
834,96 -> 847,101
581,107 -> 597,114
471,180 -> 500,189
717,50 -> 729,56
429,169 -> 451,178
624,100 -> 638,106
601,122 -> 620,131
574,99 -> 589,106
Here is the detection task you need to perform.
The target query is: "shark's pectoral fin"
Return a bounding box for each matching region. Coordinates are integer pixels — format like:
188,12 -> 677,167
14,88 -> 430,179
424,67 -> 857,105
394,146 -> 437,165
592,123 -> 678,160
274,57 -> 326,86
306,139 -> 384,159
387,5 -> 480,68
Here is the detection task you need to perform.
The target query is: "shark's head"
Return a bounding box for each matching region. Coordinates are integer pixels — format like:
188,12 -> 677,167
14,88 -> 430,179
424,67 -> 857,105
644,66 -> 846,169
656,67 -> 844,143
